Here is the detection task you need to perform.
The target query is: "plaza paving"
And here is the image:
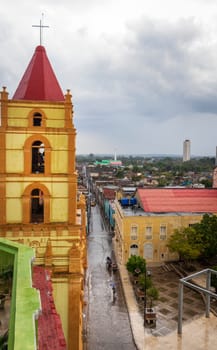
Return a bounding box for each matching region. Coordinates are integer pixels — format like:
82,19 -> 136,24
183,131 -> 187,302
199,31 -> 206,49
137,265 -> 206,336
114,240 -> 217,350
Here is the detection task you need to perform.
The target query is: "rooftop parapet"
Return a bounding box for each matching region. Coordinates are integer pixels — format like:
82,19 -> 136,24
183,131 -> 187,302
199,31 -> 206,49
0,238 -> 40,350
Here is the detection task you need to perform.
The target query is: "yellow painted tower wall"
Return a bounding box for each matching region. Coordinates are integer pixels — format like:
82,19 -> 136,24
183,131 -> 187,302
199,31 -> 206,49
0,87 -> 87,350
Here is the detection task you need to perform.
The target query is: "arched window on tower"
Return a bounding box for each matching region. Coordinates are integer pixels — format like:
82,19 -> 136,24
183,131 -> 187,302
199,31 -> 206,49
31,189 -> 44,223
32,141 -> 45,173
33,112 -> 42,126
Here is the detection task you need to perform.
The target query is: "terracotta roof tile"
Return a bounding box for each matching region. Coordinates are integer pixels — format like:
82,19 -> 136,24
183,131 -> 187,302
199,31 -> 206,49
32,266 -> 67,349
103,188 -> 116,200
137,188 -> 217,213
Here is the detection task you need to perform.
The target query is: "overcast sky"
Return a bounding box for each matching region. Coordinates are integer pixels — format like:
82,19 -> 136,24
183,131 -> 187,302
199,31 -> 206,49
1,0 -> 217,156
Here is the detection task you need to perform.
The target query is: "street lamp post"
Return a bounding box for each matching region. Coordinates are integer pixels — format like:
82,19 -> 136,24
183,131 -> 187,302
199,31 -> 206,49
144,270 -> 151,326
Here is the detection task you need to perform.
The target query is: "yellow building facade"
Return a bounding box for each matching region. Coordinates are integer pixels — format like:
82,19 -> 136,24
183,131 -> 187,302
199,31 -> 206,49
0,45 -> 87,350
114,198 -> 211,266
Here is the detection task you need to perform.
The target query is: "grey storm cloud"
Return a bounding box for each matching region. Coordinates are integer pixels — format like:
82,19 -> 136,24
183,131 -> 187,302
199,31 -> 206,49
74,17 -> 216,124
1,0 -> 217,155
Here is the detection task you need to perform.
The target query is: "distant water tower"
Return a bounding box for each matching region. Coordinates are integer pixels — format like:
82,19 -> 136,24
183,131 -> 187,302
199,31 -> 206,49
215,146 -> 217,166
183,139 -> 191,162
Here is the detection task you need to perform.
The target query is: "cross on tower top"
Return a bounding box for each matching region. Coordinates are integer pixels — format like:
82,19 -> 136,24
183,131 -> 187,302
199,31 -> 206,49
32,14 -> 49,46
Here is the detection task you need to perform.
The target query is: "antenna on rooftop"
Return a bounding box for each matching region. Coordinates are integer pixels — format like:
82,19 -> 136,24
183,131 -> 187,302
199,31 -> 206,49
32,13 -> 49,46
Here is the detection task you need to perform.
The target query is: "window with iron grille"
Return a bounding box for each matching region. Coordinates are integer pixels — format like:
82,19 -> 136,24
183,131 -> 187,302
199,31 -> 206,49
160,224 -> 167,240
145,226 -> 152,240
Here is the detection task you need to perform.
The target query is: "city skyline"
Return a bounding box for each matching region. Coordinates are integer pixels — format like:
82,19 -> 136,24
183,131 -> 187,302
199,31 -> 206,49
1,1 -> 217,156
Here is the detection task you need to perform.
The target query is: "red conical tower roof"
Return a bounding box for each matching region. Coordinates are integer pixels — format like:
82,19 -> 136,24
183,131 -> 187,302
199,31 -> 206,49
13,46 -> 65,101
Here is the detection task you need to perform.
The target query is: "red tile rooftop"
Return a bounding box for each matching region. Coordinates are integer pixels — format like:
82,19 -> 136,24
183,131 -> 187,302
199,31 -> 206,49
137,188 -> 217,213
103,188 -> 117,200
32,266 -> 67,350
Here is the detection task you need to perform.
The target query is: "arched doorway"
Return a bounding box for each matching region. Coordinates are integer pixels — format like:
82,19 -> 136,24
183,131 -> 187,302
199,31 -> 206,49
130,244 -> 139,256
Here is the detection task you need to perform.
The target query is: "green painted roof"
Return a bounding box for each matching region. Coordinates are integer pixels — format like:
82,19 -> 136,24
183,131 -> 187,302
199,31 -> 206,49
0,238 -> 40,350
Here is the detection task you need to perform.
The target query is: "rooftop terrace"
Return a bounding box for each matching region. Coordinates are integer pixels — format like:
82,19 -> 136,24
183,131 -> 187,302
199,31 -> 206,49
0,238 -> 66,350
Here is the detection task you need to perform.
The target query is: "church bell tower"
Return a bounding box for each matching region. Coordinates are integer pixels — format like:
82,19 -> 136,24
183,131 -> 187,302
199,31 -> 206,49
0,45 -> 86,350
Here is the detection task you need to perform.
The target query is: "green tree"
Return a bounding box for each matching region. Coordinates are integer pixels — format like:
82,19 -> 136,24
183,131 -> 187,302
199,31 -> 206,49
193,214 -> 217,258
126,255 -> 146,275
200,179 -> 212,188
132,165 -> 140,173
167,226 -> 203,265
138,274 -> 159,309
157,177 -> 168,187
147,286 -> 159,308
115,169 -> 125,179
138,273 -> 152,290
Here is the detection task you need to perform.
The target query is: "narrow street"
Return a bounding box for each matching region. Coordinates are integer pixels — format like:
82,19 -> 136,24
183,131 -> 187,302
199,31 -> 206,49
84,205 -> 137,350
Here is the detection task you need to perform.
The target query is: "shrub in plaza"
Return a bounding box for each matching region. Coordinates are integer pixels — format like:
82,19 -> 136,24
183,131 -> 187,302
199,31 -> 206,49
126,255 -> 146,275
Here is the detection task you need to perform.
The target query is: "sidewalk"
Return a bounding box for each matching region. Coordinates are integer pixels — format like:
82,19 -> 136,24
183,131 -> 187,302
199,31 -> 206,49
113,240 -> 217,350
117,261 -> 145,350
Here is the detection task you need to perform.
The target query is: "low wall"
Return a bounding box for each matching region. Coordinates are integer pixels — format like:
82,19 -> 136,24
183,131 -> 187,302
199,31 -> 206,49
0,238 -> 40,350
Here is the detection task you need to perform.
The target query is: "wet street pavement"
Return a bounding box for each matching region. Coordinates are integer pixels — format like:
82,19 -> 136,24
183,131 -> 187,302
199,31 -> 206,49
84,205 -> 137,350
84,205 -> 217,350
